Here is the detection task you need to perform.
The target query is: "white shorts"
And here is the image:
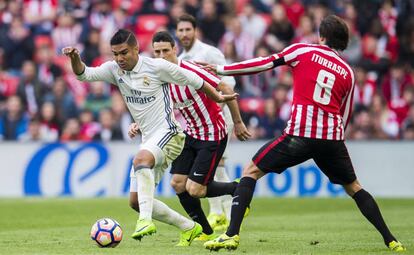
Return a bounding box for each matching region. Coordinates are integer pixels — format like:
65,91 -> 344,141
130,131 -> 185,192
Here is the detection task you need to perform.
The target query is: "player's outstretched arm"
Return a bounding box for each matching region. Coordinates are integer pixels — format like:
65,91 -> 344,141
201,55 -> 285,76
217,82 -> 251,141
62,47 -> 86,75
199,81 -> 238,103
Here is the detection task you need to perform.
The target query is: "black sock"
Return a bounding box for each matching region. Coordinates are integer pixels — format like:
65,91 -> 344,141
226,177 -> 256,237
206,181 -> 237,197
352,189 -> 396,245
177,191 -> 213,235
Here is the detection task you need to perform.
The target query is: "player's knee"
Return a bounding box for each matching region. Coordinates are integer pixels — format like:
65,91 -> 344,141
186,183 -> 206,198
133,150 -> 155,168
242,161 -> 264,180
343,180 -> 362,197
170,177 -> 186,193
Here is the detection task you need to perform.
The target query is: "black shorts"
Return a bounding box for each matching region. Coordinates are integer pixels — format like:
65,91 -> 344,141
170,134 -> 228,185
252,134 -> 356,185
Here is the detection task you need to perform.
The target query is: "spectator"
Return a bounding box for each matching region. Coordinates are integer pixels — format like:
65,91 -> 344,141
0,95 -> 28,140
83,81 -> 111,118
60,117 -> 85,141
81,28 -> 101,66
381,62 -> 412,108
35,46 -> 63,88
293,14 -> 318,44
265,3 -> 295,52
93,108 -> 123,142
19,115 -> 56,142
370,94 -> 398,139
402,123 -> 414,139
348,106 -> 376,140
61,0 -> 90,23
239,3 -> 267,42
78,109 -> 100,141
16,60 -> 47,116
272,84 -> 291,123
138,0 -> 170,15
198,0 -> 226,45
111,91 -> 132,141
353,65 -> 376,107
221,16 -> 255,60
258,98 -> 285,139
23,0 -> 57,35
52,12 -> 82,54
43,77 -> 79,123
1,17 -> 34,73
38,101 -> 60,141
280,0 -> 305,28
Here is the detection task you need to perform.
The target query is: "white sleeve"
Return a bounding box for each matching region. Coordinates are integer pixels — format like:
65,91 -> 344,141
158,59 -> 204,90
76,61 -> 117,85
206,48 -> 236,89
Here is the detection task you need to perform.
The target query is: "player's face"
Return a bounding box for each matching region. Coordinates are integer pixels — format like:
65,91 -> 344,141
176,21 -> 195,49
152,42 -> 177,63
111,43 -> 139,71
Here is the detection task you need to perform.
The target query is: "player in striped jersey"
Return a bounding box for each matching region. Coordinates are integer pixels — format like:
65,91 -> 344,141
62,29 -> 237,246
148,31 -> 251,241
203,15 -> 405,252
176,14 -> 242,231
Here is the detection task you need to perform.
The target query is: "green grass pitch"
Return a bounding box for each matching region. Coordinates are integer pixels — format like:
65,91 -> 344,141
0,198 -> 412,255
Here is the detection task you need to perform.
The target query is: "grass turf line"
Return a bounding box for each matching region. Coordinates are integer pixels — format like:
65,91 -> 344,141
0,198 -> 412,255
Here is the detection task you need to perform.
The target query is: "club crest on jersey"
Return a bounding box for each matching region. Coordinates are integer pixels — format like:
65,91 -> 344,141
143,76 -> 150,86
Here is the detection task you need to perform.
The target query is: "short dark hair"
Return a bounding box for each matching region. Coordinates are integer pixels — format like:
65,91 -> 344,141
319,15 -> 349,51
177,13 -> 197,29
152,31 -> 175,47
110,29 -> 137,46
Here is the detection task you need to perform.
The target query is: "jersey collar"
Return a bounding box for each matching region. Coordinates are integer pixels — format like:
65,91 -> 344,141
131,55 -> 143,73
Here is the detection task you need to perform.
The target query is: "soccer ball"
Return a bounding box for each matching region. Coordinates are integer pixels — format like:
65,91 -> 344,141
90,218 -> 123,248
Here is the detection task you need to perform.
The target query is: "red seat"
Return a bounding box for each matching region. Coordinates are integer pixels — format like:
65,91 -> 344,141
135,14 -> 169,35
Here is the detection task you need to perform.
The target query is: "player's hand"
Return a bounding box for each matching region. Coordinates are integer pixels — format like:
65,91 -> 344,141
62,47 -> 80,58
128,123 -> 140,138
234,122 -> 251,141
218,93 -> 238,103
197,62 -> 218,75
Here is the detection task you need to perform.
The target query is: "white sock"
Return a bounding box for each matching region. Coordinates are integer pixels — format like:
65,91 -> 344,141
207,165 -> 231,215
152,199 -> 194,231
135,167 -> 155,221
216,165 -> 233,219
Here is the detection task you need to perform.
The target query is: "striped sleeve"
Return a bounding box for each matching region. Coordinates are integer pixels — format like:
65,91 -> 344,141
217,54 -> 278,76
181,61 -> 221,88
340,70 -> 356,130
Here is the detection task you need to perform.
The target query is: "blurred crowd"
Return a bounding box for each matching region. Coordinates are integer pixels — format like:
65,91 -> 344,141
0,0 -> 414,142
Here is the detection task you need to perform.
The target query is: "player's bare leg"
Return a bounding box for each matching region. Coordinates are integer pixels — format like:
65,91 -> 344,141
204,161 -> 265,251
344,180 -> 406,252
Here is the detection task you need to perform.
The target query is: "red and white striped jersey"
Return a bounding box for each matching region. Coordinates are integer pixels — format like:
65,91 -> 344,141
170,60 -> 227,141
218,43 -> 355,140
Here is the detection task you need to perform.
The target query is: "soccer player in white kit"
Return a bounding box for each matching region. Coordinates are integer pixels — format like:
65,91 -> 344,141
62,29 -> 237,246
176,14 -> 242,232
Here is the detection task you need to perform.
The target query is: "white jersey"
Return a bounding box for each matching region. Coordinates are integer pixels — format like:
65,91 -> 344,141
179,39 -> 235,125
77,56 -> 204,142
